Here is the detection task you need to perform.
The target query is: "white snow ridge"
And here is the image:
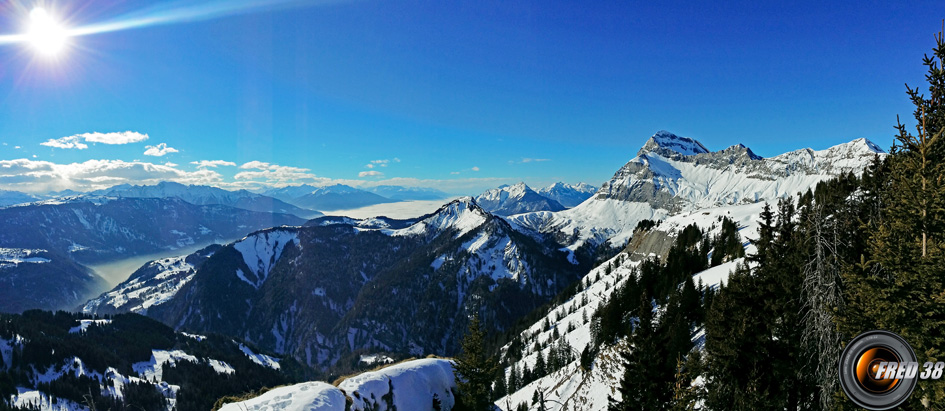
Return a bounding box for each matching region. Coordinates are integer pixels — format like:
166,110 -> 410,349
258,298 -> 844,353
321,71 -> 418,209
220,358 -> 455,411
234,229 -> 300,288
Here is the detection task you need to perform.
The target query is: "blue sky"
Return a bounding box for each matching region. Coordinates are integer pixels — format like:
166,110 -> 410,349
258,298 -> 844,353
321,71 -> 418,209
0,0 -> 941,194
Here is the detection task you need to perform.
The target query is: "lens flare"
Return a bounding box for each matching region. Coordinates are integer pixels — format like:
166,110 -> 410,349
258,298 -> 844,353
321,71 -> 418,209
0,0 -> 341,57
28,7 -> 69,56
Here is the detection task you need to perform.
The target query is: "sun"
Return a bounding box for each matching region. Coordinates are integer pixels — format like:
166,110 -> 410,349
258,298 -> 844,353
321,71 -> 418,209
27,7 -> 69,56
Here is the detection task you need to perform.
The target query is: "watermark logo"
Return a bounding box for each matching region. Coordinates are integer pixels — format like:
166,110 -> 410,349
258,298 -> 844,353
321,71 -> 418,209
839,330 -> 918,410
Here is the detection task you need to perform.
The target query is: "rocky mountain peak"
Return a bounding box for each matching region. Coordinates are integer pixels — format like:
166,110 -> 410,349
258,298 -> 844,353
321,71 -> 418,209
638,130 -> 710,157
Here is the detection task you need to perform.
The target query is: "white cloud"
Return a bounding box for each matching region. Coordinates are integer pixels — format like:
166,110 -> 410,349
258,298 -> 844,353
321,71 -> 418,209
41,136 -> 88,149
471,166 -> 480,172
366,159 -> 398,168
40,131 -> 149,149
234,161 -> 321,185
521,158 -> 550,163
0,158 -> 222,193
239,161 -> 272,170
164,162 -> 178,167
450,171 -> 460,175
143,143 -> 179,157
14,146 -> 21,149
0,158 -> 511,195
82,131 -> 149,145
359,170 -> 384,177
191,160 -> 237,168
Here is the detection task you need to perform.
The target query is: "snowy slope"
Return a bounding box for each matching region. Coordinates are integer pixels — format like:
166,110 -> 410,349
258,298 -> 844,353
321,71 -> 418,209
83,256 -> 195,314
511,131 -> 884,251
233,229 -> 301,289
82,245 -> 219,315
220,358 -> 456,411
474,183 -> 566,216
339,358 -> 457,411
219,382 -> 347,411
391,197 -> 488,238
0,248 -> 51,268
240,343 -> 282,370
495,202 -> 773,411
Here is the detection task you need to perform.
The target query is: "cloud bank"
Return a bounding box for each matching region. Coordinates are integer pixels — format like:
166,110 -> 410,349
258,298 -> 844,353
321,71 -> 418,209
41,131 -> 149,149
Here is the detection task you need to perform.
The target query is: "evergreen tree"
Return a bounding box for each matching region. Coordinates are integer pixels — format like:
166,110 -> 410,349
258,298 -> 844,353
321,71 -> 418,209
453,315 -> 499,411
838,29 -> 945,407
703,263 -> 775,409
534,350 -> 547,378
610,292 -> 670,410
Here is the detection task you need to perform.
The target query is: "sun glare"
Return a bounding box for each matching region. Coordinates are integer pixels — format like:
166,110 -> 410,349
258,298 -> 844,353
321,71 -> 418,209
28,7 -> 69,56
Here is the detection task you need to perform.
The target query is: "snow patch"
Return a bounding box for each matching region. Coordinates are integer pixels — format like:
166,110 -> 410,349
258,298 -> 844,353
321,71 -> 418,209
218,382 -> 346,411
339,358 -> 457,411
68,319 -> 112,334
239,343 -> 281,370
233,229 -> 300,288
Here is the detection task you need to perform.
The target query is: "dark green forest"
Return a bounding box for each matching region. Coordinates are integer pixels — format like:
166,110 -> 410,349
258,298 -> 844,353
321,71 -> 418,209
0,311 -> 304,411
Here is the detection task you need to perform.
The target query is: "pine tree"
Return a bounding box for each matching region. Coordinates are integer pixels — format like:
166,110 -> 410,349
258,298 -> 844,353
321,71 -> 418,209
534,349 -> 547,378
610,292 -> 670,410
703,263 -> 775,409
838,28 -> 945,407
453,315 -> 499,411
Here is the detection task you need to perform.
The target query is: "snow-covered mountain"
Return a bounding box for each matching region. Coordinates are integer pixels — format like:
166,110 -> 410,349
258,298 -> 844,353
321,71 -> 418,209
512,130 -> 885,250
82,244 -> 221,315
264,184 -> 398,211
102,197 -> 583,369
0,189 -> 40,208
537,182 -> 597,208
219,358 -> 456,411
474,183 -> 565,216
1,247 -> 106,312
91,181 -> 322,218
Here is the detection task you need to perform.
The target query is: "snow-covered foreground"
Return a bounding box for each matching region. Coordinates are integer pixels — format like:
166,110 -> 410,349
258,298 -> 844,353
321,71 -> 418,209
220,358 -> 456,411
219,382 -> 347,411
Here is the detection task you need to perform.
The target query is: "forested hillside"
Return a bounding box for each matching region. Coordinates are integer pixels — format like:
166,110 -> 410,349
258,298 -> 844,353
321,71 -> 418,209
482,30 -> 945,411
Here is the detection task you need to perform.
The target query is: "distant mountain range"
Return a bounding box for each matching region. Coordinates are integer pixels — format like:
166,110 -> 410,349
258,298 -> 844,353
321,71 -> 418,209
0,189 -> 40,207
474,183 -> 566,216
0,197 -> 305,312
366,185 -> 450,201
537,182 -> 597,208
91,181 -> 324,219
263,184 -> 399,211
